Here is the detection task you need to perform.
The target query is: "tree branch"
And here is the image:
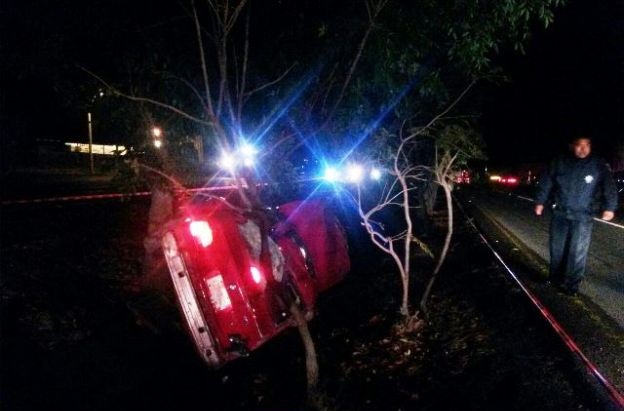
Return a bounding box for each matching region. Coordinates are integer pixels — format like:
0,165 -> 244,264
79,66 -> 212,126
405,79 -> 477,140
244,63 -> 297,99
237,5 -> 250,123
160,71 -> 209,113
192,0 -> 216,119
321,0 -> 388,129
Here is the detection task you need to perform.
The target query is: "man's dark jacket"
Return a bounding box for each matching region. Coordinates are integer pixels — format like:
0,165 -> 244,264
535,154 -> 618,221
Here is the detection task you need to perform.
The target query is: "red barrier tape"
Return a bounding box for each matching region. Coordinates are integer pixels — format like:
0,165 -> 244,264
1,186 -> 239,206
459,201 -> 624,409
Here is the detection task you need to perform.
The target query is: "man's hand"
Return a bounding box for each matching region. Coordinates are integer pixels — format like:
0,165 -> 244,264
601,210 -> 615,221
534,204 -> 544,216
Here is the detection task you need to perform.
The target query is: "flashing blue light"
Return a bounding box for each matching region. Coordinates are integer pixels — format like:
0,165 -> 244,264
323,167 -> 340,182
370,168 -> 382,180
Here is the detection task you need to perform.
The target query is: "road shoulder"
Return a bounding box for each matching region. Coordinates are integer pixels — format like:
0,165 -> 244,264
459,192 -> 624,394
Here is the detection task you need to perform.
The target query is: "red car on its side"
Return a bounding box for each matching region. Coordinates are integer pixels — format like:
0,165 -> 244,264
161,193 -> 350,368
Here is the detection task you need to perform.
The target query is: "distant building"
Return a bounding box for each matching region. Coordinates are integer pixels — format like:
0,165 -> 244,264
65,142 -> 128,156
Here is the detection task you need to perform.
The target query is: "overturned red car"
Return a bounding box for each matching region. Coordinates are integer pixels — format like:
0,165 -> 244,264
160,194 -> 350,368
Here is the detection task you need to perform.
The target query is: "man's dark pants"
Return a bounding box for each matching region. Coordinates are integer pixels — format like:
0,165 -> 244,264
549,211 -> 594,292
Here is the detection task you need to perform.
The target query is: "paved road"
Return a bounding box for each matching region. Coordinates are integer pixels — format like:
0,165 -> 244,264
463,188 -> 624,328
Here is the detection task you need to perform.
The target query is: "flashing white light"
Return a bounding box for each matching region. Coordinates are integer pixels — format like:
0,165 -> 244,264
152,127 -> 162,138
323,167 -> 340,182
154,139 -> 163,149
239,143 -> 257,167
219,153 -> 237,171
346,164 -> 364,183
240,143 -> 257,157
370,168 -> 382,180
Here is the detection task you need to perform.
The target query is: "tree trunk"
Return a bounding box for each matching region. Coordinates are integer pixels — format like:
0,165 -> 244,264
400,265 -> 410,316
193,135 -> 204,163
142,185 -> 175,291
423,179 -> 438,217
289,302 -> 319,399
420,183 -> 453,315
400,175 -> 413,317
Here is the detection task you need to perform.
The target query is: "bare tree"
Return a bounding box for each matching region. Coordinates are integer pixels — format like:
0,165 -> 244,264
353,82 -> 482,322
419,123 -> 485,314
354,128 -> 433,320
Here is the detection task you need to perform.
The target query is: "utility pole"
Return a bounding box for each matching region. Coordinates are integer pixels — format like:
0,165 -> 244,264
88,112 -> 94,174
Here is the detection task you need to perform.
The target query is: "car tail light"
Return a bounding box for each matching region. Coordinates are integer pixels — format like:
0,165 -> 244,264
499,176 -> 519,185
205,274 -> 232,311
190,220 -> 213,247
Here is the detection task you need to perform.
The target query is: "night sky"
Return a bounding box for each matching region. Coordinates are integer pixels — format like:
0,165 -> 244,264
2,0 -> 623,167
481,0 -> 624,166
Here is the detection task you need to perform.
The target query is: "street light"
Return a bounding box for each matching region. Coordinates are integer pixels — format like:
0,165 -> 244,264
152,127 -> 163,149
87,112 -> 94,174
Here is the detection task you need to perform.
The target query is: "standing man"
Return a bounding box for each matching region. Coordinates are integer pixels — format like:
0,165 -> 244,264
534,137 -> 618,296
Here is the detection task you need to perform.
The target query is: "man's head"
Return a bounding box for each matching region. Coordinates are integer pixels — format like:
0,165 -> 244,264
570,137 -> 592,159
